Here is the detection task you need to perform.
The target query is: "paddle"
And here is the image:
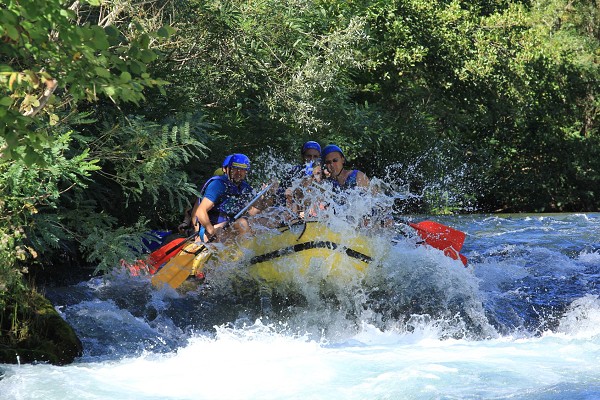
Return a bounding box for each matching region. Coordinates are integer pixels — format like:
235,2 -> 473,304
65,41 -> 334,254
151,181 -> 276,289
146,236 -> 189,274
405,220 -> 468,266
286,182 -> 468,265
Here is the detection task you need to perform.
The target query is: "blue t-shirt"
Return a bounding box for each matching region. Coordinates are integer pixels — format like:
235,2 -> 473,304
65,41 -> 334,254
200,175 -> 254,225
203,179 -> 227,204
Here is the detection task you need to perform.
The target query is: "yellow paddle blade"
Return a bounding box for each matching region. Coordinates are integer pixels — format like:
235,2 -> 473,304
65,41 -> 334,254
151,242 -> 204,289
191,248 -> 213,276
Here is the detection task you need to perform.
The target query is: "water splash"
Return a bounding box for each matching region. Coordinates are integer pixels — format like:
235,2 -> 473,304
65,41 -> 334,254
555,295 -> 600,338
5,214 -> 600,399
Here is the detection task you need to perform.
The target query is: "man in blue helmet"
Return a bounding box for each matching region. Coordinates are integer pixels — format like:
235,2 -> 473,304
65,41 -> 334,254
178,155 -> 233,234
192,153 -> 261,241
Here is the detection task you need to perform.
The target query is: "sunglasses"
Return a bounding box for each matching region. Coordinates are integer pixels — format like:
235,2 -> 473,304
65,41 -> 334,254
324,158 -> 341,165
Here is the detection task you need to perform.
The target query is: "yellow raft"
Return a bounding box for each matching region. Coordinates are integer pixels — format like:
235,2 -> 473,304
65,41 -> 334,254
225,220 -> 375,284
152,221 -> 377,289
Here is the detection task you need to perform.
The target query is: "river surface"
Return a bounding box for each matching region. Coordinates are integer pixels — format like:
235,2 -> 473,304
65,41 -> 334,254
2,213 -> 600,399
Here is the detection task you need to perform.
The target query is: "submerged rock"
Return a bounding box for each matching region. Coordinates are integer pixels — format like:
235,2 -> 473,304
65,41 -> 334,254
0,291 -> 83,365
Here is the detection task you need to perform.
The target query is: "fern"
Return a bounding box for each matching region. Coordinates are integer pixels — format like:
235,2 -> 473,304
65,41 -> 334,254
79,218 -> 159,274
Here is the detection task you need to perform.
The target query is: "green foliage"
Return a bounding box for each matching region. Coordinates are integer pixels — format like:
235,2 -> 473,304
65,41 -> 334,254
0,224 -> 28,328
450,0 -> 600,211
151,0 -> 373,154
0,0 -> 172,164
87,113 -> 211,208
7,111 -> 213,271
0,0 -> 204,349
79,218 -> 159,275
0,0 -> 598,322
138,0 -> 598,213
0,128 -> 100,344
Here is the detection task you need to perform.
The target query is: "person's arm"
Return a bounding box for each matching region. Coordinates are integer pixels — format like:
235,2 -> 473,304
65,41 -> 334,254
356,171 -> 370,188
193,179 -> 226,238
194,197 -> 216,236
184,202 -> 200,232
177,203 -> 193,233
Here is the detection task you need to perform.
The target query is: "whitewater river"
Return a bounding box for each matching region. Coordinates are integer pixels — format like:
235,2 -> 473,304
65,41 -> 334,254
2,213 -> 600,399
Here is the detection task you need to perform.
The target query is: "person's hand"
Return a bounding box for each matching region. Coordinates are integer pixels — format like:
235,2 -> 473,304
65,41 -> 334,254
312,165 -> 323,182
265,179 -> 279,198
178,221 -> 190,233
262,179 -> 278,191
207,225 -> 225,242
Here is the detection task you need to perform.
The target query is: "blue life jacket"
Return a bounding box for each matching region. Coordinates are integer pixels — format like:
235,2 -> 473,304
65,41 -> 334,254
330,170 -> 359,191
200,175 -> 254,224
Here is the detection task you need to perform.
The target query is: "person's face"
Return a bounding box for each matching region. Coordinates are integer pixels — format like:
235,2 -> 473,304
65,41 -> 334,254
303,149 -> 320,162
229,167 -> 248,183
324,152 -> 344,175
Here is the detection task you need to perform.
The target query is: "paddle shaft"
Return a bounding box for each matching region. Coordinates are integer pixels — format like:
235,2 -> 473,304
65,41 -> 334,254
204,181 -> 275,239
149,182 -> 275,270
151,181 -> 276,289
232,181 -> 276,220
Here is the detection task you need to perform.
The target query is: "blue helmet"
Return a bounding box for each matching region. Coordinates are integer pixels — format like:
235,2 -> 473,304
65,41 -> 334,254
228,153 -> 251,170
301,141 -> 321,155
222,155 -> 232,168
321,144 -> 344,160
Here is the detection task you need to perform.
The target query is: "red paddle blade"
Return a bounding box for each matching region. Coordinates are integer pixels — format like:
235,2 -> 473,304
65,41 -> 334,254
147,237 -> 187,273
409,221 -> 468,266
409,221 -> 466,252
443,247 -> 468,266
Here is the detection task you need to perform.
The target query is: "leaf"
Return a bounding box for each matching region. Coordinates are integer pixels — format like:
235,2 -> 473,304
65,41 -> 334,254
104,25 -> 120,38
0,9 -> 18,24
105,25 -> 122,46
94,67 -> 111,78
104,86 -> 116,97
130,61 -> 143,75
8,72 -> 20,90
120,71 -> 132,83
140,49 -> 157,63
5,24 -> 20,41
23,150 -> 42,166
91,26 -> 110,50
157,27 -> 170,38
139,33 -> 150,49
0,97 -> 13,107
49,113 -> 59,126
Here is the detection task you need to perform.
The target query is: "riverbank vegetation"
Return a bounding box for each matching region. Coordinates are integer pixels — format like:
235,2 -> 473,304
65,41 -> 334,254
1,0 -> 598,362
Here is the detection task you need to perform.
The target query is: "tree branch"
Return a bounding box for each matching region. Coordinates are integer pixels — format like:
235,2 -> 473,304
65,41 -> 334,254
22,78 -> 58,117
